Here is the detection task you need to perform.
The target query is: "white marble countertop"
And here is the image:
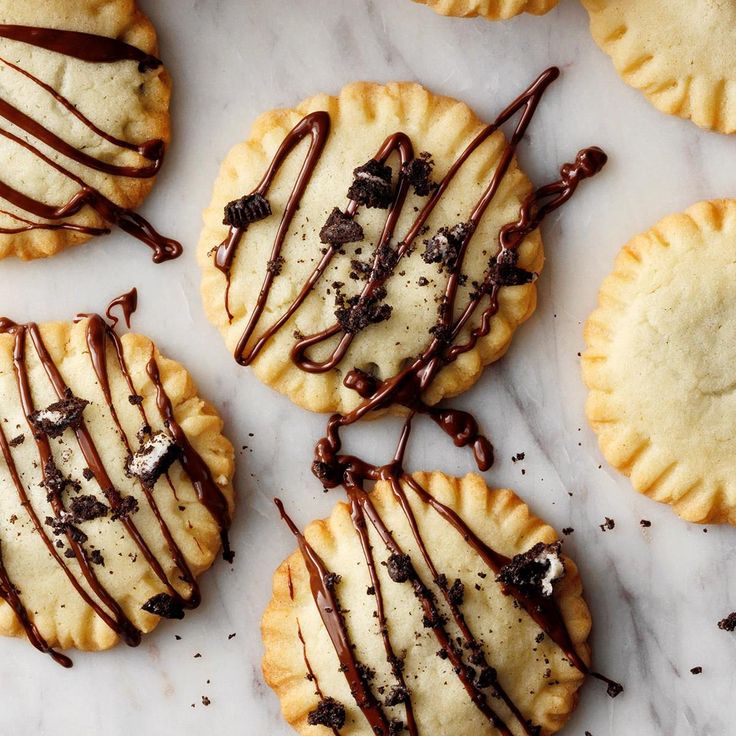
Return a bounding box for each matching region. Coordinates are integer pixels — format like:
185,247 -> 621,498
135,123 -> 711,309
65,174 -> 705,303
1,0 -> 735,734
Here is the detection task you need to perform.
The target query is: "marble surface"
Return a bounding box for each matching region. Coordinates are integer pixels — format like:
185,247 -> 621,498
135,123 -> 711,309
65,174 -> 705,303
1,0 -> 735,734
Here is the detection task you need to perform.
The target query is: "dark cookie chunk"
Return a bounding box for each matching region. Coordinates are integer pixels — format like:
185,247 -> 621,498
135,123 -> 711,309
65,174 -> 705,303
8,434 -> 24,447
223,193 -> 271,229
29,393 -> 88,439
89,549 -> 105,567
68,495 -> 109,523
448,578 -> 465,606
319,208 -> 364,245
267,255 -> 285,275
110,493 -> 140,521
335,287 -> 393,334
422,223 -> 471,272
496,541 -> 564,599
487,259 -> 535,287
348,159 -> 394,209
142,592 -> 185,620
127,431 -> 181,487
324,572 -> 342,591
718,612 -> 736,632
307,697 -> 346,729
384,685 -> 409,707
475,665 -> 497,689
401,152 -> 436,197
386,553 -> 413,583
44,514 -> 88,545
128,394 -> 144,406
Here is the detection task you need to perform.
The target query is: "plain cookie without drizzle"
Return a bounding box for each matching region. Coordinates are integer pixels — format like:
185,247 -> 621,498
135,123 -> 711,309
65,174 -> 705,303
583,199 -> 736,524
198,82 -> 544,414
262,472 -> 591,736
0,311 -> 234,663
0,0 -> 173,260
582,0 -> 736,134
412,0 -> 558,20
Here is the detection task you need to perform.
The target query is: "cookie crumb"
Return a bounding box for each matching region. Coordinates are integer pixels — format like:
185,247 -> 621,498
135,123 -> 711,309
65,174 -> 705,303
142,593 -> 185,620
319,208 -> 364,245
401,151 -> 436,197
29,393 -> 88,439
348,160 -> 394,209
223,193 -> 271,228
599,517 -> 615,532
640,519 -> 651,528
690,666 -> 702,675
307,697 -> 346,729
497,542 -> 565,598
718,612 -> 736,631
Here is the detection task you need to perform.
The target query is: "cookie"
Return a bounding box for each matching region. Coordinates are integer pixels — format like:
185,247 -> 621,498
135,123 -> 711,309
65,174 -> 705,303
262,471 -> 592,736
0,0 -> 180,261
0,291 -> 234,665
583,199 -> 736,524
411,0 -> 558,20
582,0 -> 736,134
199,73 -> 606,415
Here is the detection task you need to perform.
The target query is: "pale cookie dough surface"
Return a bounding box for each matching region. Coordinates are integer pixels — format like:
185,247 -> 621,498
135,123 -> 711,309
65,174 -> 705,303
262,472 -> 591,736
0,0 -> 171,260
0,317 -> 235,654
199,82 -> 543,414
412,0 -> 558,20
583,199 -> 736,524
582,0 -> 736,134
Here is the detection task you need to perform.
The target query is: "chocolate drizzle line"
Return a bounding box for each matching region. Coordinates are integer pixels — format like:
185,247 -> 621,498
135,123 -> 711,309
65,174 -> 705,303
0,25 -> 180,261
259,69 -> 621,733
0,292 -> 231,666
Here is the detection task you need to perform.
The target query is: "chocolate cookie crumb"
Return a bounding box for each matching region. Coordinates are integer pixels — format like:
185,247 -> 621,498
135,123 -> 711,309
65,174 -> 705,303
605,680 -> 624,698
110,494 -> 139,521
142,593 -> 185,620
267,255 -> 285,275
487,259 -> 535,287
386,553 -> 413,583
89,549 -> 105,567
562,527 -> 574,536
307,697 -> 346,729
348,159 -> 394,209
640,519 -> 651,528
401,152 -> 436,197
324,572 -> 342,591
82,468 -> 94,481
68,495 -> 109,522
8,434 -> 24,447
127,431 -> 180,486
497,542 -> 565,598
422,223 -> 471,272
448,578 -> 464,606
385,685 -> 409,707
29,393 -> 88,439
690,666 -> 702,675
201,696 -> 211,706
718,612 -> 736,631
319,208 -> 364,245
599,517 -> 615,532
128,394 -> 144,406
223,193 -> 271,229
335,287 -> 393,334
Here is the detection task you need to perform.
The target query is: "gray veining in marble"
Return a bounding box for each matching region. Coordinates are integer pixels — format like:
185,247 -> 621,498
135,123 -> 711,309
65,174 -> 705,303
0,0 -> 735,734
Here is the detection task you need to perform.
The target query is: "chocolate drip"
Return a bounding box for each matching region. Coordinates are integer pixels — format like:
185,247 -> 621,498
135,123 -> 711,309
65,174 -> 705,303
0,294 -> 232,666
146,358 -> 233,562
265,69 -> 620,729
0,25 -> 180,260
276,499 -> 392,734
0,423 -> 72,668
84,308 -> 200,608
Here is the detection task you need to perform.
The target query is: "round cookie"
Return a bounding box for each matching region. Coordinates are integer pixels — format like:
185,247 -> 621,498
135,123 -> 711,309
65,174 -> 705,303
0,308 -> 234,664
263,472 -> 591,736
198,82 -> 544,415
583,199 -> 736,524
411,0 -> 558,20
582,0 -> 736,134
0,0 -> 175,260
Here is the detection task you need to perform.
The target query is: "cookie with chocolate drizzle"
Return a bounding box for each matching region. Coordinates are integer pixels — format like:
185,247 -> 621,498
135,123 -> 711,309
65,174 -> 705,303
199,76 -> 572,414
0,1 -> 180,261
0,290 -> 234,665
263,472 -> 592,736
258,70 -> 619,735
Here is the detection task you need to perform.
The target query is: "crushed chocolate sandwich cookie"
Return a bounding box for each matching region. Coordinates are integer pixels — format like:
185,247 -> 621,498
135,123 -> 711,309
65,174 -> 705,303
0,290 -> 234,666
261,70 -> 620,736
0,12 -> 180,261
200,71 -> 605,415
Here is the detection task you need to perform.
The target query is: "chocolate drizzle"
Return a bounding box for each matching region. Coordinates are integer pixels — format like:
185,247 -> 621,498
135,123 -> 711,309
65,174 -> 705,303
0,24 -> 180,260
254,69 -> 621,733
0,292 -> 231,666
